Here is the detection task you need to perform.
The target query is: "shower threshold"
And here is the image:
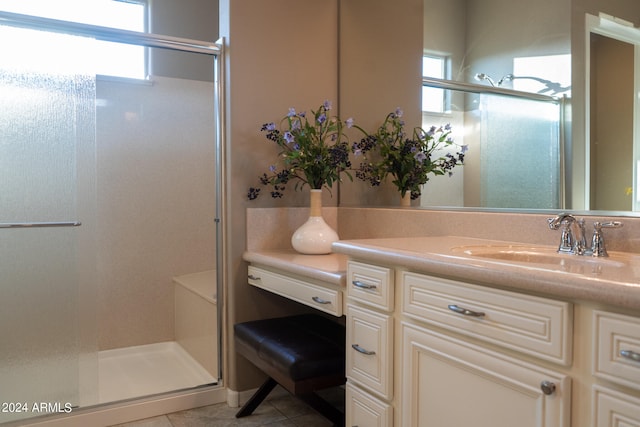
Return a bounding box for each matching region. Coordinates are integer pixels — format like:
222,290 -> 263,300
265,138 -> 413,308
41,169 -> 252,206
98,341 -> 217,404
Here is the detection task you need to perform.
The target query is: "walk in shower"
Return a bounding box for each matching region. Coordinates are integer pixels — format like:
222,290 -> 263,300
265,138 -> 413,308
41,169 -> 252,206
0,10 -> 224,425
421,77 -> 565,209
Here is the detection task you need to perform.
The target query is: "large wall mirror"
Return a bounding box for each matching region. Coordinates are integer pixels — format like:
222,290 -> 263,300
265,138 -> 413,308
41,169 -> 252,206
339,0 -> 640,215
419,0 -> 571,211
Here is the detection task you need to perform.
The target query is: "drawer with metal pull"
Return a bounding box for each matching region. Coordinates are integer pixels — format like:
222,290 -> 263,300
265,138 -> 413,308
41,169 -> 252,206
594,310 -> 640,390
247,265 -> 342,316
346,303 -> 393,400
347,260 -> 394,311
401,271 -> 573,365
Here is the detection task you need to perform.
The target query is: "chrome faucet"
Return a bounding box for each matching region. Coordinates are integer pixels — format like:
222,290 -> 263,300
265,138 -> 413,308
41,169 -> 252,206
548,214 -> 623,257
547,214 -> 587,255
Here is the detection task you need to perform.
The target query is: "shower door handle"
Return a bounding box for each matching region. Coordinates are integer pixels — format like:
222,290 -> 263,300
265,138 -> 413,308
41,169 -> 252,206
0,221 -> 82,228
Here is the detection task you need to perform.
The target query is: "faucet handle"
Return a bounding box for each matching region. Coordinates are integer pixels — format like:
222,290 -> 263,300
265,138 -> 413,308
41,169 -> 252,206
547,213 -> 575,230
597,221 -> 623,229
591,221 -> 623,257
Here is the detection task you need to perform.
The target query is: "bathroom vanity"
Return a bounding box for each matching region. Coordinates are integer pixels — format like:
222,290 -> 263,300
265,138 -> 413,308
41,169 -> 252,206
244,234 -> 640,427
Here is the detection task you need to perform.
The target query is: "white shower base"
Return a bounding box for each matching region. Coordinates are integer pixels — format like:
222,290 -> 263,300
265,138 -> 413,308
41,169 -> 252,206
98,341 -> 217,404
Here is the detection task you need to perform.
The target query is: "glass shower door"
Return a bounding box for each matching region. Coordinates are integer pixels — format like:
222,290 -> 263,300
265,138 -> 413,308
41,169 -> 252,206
0,26 -> 97,424
479,93 -> 561,209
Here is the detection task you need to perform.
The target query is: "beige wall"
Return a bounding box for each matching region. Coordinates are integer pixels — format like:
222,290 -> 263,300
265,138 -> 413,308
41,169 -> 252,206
424,0 -> 466,80
220,0 -> 341,392
339,0 -> 424,207
150,0 -> 219,81
221,0 -> 423,391
465,0 -> 571,83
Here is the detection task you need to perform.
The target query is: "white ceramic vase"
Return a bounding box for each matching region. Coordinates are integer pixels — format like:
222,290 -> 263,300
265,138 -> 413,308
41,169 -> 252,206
291,189 -> 339,255
400,192 -> 412,207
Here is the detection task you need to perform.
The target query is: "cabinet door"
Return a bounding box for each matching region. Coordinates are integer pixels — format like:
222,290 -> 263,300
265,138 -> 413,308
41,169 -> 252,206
401,322 -> 571,427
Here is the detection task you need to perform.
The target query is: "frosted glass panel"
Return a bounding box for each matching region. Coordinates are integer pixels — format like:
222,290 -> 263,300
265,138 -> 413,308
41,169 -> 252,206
479,95 -> 560,209
0,27 -> 96,423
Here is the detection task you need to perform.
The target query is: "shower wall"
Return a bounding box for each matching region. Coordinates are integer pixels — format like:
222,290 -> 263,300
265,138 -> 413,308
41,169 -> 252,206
96,76 -> 216,350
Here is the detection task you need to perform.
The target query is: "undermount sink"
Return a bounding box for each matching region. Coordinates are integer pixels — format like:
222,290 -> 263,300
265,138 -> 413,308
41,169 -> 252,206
451,244 -> 628,268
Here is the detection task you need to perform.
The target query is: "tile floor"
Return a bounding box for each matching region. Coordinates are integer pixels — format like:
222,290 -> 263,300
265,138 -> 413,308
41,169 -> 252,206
111,387 -> 343,427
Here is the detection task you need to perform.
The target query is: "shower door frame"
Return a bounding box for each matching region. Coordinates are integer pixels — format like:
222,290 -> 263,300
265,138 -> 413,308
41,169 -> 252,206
0,7 -> 227,390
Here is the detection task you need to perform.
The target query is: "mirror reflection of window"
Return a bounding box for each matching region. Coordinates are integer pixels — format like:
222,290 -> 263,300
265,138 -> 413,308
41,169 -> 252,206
512,54 -> 571,97
422,54 -> 449,113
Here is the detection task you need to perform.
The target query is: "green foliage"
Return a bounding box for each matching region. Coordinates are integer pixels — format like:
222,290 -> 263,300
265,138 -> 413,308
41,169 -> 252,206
353,109 -> 466,200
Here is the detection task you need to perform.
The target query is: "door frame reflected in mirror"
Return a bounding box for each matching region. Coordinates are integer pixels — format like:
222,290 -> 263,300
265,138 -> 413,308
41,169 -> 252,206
585,13 -> 640,212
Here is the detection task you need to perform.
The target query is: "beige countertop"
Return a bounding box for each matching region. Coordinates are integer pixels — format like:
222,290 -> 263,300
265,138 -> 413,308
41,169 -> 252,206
243,250 -> 348,287
243,236 -> 640,310
332,236 -> 640,310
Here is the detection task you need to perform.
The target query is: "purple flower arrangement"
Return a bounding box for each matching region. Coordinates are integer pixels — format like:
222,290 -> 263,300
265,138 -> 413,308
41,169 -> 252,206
248,103 -> 466,201
247,101 -> 362,200
353,108 -> 467,200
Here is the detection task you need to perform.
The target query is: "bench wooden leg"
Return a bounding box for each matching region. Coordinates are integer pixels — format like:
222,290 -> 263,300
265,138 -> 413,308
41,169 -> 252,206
299,392 -> 345,427
235,377 -> 278,418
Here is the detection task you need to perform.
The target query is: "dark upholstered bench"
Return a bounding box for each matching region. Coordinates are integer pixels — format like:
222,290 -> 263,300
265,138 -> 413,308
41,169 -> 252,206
234,314 -> 346,426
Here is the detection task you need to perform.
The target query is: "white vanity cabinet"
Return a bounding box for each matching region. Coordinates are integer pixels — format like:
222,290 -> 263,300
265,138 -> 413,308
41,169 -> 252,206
345,261 -> 395,427
592,310 -> 640,426
346,260 -> 573,427
399,271 -> 572,427
245,247 -> 640,426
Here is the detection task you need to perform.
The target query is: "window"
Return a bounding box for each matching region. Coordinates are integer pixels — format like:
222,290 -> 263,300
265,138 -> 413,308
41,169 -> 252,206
0,0 -> 147,79
513,54 -> 571,97
422,54 -> 448,113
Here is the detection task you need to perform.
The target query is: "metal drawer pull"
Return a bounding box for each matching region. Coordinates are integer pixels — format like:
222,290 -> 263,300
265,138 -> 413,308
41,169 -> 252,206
448,304 -> 485,318
351,344 -> 376,356
540,381 -> 556,395
620,349 -> 640,362
248,275 -> 261,280
352,280 -> 377,290
312,296 -> 331,304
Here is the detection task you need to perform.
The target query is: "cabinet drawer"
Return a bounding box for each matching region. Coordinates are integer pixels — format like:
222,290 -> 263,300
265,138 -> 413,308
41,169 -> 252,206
346,304 -> 393,400
247,265 -> 342,316
401,271 -> 573,365
594,310 -> 640,390
593,385 -> 640,426
347,261 -> 394,311
346,381 -> 393,427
